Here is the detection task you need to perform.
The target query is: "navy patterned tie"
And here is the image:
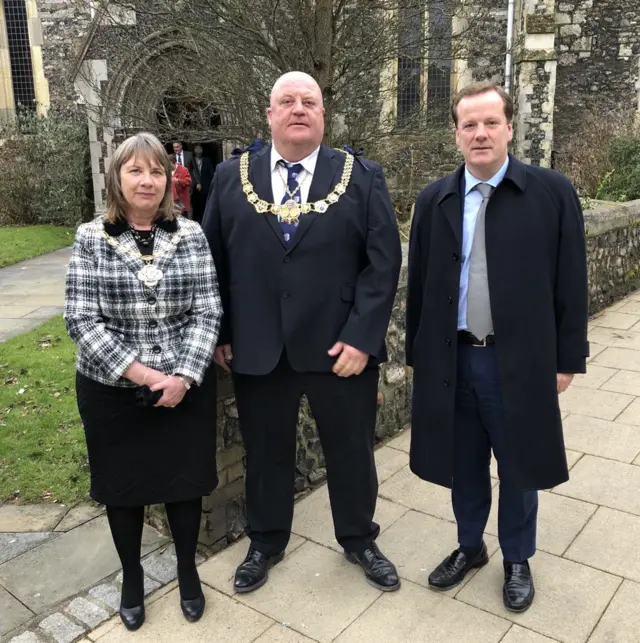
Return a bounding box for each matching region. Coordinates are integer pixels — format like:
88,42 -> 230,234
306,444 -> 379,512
278,160 -> 304,245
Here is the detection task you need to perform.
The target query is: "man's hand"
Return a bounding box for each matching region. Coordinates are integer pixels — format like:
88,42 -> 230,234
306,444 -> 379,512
328,342 -> 369,377
557,373 -> 574,394
214,344 -> 233,373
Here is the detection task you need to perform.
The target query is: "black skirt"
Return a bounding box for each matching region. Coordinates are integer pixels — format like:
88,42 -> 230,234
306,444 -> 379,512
76,368 -> 218,507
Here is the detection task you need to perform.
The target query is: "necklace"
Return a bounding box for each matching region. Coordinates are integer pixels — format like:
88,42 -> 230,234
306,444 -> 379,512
101,223 -> 184,288
128,224 -> 156,247
240,150 -> 354,224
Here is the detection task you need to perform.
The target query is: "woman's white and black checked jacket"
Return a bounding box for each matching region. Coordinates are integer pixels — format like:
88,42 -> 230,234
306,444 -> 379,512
64,215 -> 222,387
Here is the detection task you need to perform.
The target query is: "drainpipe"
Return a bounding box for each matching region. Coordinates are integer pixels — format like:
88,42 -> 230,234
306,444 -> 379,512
505,0 -> 515,94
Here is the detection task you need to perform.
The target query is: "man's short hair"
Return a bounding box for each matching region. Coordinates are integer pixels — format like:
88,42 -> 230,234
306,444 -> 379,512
451,82 -> 513,126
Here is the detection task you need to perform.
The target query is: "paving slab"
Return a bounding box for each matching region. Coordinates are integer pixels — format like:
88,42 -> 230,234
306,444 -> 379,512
22,306 -> 65,320
0,585 -> 34,636
0,516 -> 167,613
485,490 -> 596,556
335,578 -> 510,643
235,541 -> 381,643
586,342 -> 606,362
588,580 -> 640,643
0,505 -> 68,532
571,365 -> 617,389
292,485 -> 407,553
65,597 -> 110,629
553,455 -> 640,516
38,612 -> 87,643
198,533 -> 306,597
0,305 -> 42,319
590,330 -> 640,353
375,509 -> 499,595
93,585 -> 273,643
6,632 -> 44,643
616,300 -> 640,315
558,386 -> 633,421
54,505 -> 104,532
456,550 -> 621,643
385,429 -> 410,454
253,624 -> 317,642
590,311 -> 640,330
561,414 -> 640,462
565,506 -> 640,582
87,585 -> 120,612
613,397 -> 640,426
0,533 -> 58,564
599,368 -> 640,396
501,625 -> 559,643
374,445 -> 410,483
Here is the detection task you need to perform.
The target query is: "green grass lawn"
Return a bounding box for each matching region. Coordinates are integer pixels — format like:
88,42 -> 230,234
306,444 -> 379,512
0,316 -> 89,504
0,225 -> 76,268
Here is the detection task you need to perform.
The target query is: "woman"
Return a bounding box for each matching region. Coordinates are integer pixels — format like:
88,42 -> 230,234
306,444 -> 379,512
65,132 -> 221,630
171,153 -> 192,217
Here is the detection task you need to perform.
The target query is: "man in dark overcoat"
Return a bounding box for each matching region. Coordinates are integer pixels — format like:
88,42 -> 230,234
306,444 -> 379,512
406,82 -> 589,612
203,71 -> 402,594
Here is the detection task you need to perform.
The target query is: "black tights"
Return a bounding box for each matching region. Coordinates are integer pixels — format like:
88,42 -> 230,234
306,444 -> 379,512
106,497 -> 202,606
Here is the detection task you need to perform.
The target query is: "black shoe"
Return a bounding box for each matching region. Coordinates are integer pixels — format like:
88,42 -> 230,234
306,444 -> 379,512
345,542 -> 401,591
119,604 -> 145,631
503,561 -> 535,612
233,547 -> 285,593
428,543 -> 489,591
180,592 -> 205,622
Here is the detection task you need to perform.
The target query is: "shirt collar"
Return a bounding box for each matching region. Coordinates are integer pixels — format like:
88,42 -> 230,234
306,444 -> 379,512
271,145 -> 320,176
464,156 -> 509,195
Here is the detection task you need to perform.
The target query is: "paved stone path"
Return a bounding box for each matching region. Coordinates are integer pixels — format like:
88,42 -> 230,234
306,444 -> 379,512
0,248 -> 71,343
2,262 -> 640,641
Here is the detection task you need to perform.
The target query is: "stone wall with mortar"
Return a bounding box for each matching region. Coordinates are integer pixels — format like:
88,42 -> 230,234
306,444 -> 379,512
554,0 -> 640,153
585,200 -> 640,314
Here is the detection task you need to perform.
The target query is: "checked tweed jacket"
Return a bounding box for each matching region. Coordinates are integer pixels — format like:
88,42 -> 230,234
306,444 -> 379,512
64,215 -> 222,387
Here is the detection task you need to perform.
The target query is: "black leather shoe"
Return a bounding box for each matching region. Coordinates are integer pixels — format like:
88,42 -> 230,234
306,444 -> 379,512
503,561 -> 535,612
119,604 -> 145,631
180,592 -> 205,622
234,547 -> 285,593
428,543 -> 489,591
345,542 -> 401,591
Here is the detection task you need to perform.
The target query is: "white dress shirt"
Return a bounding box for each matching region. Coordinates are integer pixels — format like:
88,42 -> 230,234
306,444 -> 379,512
270,145 -> 320,205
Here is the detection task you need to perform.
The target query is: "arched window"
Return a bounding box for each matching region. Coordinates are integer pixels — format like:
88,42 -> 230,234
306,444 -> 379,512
2,0 -> 36,112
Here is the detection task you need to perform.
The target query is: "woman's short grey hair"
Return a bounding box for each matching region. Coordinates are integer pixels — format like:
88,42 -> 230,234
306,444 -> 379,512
105,132 -> 175,223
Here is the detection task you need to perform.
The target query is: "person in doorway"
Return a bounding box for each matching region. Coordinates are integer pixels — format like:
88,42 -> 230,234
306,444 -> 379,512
171,154 -> 192,217
65,132 -> 221,630
172,140 -> 192,171
406,81 -> 589,612
202,71 -> 402,594
191,145 -> 215,223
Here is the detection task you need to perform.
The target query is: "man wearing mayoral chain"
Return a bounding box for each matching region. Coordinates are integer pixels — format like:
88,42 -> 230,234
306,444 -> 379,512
202,71 -> 402,593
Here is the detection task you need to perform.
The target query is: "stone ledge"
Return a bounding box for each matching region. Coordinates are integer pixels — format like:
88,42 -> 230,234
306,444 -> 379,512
584,199 -> 640,237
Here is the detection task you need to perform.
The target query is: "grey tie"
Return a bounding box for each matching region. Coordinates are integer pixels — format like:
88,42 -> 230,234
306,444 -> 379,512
467,183 -> 494,340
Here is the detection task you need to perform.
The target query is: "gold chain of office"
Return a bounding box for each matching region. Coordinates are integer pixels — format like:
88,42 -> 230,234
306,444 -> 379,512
239,149 -> 355,224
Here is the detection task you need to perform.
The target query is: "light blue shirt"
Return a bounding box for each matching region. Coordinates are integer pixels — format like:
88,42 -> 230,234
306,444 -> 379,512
457,157 -> 510,330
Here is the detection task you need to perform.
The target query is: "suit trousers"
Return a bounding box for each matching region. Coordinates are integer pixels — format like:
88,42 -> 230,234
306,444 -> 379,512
233,354 -> 380,556
452,343 -> 538,562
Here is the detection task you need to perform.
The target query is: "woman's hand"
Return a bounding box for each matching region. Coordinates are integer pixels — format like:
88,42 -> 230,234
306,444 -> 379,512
150,375 -> 189,408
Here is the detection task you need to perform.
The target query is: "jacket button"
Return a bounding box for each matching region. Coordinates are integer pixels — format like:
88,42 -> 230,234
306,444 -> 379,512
448,296 -> 453,304
282,291 -> 290,299
446,338 -> 451,346
452,253 -> 460,262
149,320 -> 158,328
283,256 -> 291,263
443,378 -> 450,387
152,345 -> 162,354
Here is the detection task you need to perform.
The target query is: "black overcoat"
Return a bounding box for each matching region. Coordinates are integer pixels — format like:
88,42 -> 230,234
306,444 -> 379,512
406,155 -> 589,490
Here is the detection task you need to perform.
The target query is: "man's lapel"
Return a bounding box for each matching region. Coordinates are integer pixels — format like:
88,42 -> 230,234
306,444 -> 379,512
249,145 -> 287,248
287,145 -> 343,253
